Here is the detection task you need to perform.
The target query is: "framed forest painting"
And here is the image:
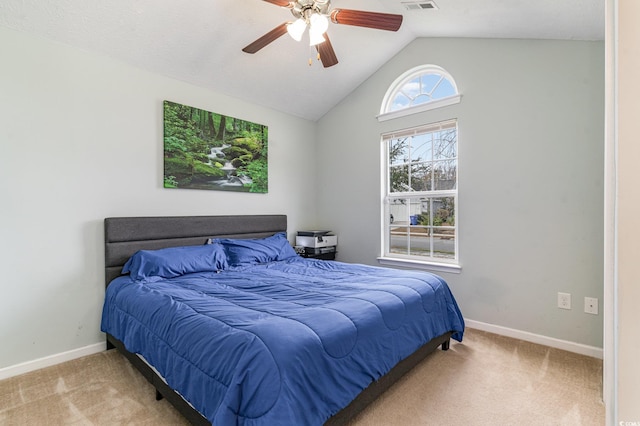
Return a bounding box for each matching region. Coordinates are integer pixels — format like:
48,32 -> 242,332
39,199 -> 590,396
163,100 -> 268,193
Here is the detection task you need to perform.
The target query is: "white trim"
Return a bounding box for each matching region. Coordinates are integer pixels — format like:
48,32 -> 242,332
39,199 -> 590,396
603,0 -> 618,423
377,94 -> 461,122
381,118 -> 457,141
465,319 -> 603,359
0,342 -> 106,380
377,256 -> 461,274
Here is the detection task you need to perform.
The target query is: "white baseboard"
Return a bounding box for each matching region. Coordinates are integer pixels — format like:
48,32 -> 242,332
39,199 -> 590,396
0,342 -> 106,381
0,322 -> 603,381
465,319 -> 603,359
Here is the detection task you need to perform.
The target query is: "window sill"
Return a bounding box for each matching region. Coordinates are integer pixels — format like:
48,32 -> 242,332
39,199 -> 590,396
377,257 -> 462,274
376,94 -> 462,122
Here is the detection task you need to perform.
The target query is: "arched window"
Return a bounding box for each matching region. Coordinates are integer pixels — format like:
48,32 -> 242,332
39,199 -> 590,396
378,65 -> 460,272
378,65 -> 461,122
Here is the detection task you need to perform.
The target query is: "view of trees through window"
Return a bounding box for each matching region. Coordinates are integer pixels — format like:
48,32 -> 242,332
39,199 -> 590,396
385,122 -> 457,260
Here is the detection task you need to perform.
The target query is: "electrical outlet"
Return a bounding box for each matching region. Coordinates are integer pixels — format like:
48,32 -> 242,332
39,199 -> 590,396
584,297 -> 599,315
558,292 -> 571,310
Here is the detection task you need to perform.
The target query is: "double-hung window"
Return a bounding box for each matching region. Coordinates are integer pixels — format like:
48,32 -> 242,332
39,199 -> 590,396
382,120 -> 458,265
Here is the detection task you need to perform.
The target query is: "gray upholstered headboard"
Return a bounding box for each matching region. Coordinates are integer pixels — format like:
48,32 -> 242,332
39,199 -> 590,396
104,215 -> 287,286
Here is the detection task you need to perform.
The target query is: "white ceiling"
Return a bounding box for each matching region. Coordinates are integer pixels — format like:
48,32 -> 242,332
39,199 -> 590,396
0,0 -> 604,121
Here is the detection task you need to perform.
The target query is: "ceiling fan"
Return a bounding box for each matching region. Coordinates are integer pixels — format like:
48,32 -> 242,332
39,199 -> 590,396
242,0 -> 403,68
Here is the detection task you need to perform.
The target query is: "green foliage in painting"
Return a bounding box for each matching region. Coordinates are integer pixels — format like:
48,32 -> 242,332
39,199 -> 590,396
164,175 -> 178,188
247,133 -> 268,193
247,158 -> 268,193
163,100 -> 268,192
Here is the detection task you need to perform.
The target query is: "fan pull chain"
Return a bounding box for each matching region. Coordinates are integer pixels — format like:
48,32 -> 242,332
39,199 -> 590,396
308,45 -> 322,66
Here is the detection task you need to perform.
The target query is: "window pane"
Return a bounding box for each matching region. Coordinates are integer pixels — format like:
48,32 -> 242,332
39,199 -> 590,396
431,78 -> 456,99
402,77 -> 421,99
432,227 -> 455,259
410,163 -> 432,191
431,197 -> 455,226
389,231 -> 408,255
389,199 -> 410,225
433,129 -> 457,160
408,228 -> 431,257
433,160 -> 456,190
388,199 -> 409,254
389,138 -> 409,166
411,133 -> 432,162
412,94 -> 432,106
390,93 -> 410,111
420,74 -> 442,94
389,165 -> 409,192
389,198 -> 428,256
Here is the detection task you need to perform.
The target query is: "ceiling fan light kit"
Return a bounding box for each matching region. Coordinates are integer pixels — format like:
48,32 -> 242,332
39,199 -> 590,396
308,28 -> 326,46
243,0 -> 404,68
286,19 -> 307,41
287,10 -> 330,46
309,13 -> 329,36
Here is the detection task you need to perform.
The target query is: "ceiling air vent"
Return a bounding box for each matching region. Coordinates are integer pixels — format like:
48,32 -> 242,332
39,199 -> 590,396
401,1 -> 438,11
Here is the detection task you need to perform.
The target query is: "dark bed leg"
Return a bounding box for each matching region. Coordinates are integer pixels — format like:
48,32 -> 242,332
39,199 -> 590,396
156,389 -> 164,401
441,339 -> 450,351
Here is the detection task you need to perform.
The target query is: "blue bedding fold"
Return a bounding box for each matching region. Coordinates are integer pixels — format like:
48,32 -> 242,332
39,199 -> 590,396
101,257 -> 464,425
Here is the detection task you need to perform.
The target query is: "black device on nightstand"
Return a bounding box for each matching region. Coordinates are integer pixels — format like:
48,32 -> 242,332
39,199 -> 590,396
295,230 -> 337,260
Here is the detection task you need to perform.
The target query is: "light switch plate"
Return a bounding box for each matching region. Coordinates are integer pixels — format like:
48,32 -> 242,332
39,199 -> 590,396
584,297 -> 598,315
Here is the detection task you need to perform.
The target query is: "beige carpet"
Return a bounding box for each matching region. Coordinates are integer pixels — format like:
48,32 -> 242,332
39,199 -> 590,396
0,328 -> 604,425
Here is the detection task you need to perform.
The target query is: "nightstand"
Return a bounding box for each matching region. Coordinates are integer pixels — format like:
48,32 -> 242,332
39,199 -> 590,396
300,249 -> 337,261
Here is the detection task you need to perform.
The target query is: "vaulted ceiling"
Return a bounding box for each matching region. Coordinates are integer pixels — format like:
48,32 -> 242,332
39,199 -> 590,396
0,0 -> 604,121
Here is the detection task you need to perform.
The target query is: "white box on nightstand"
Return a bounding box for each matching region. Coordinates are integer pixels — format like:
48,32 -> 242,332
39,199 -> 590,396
295,234 -> 337,248
295,231 -> 337,249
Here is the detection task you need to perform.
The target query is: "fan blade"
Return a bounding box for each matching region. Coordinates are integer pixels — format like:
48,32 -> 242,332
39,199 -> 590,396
262,0 -> 291,7
242,23 -> 289,54
330,9 -> 403,32
316,34 -> 338,68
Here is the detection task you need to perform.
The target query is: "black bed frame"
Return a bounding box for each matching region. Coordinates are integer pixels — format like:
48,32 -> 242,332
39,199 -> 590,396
104,214 -> 452,425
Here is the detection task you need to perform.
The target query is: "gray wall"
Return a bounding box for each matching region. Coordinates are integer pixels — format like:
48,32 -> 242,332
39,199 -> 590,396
316,38 -> 604,348
0,26 -> 318,370
0,27 -> 605,371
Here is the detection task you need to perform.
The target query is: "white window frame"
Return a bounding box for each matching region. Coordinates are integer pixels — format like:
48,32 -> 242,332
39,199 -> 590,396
378,120 -> 460,273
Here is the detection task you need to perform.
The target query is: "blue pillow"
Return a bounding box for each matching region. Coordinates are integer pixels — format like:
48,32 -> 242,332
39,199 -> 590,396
122,243 -> 228,281
213,232 -> 297,266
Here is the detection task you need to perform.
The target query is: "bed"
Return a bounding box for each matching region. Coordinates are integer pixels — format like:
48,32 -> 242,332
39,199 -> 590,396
102,214 -> 464,425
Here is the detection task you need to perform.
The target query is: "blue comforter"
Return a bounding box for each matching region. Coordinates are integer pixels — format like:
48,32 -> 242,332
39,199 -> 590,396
101,258 -> 464,425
